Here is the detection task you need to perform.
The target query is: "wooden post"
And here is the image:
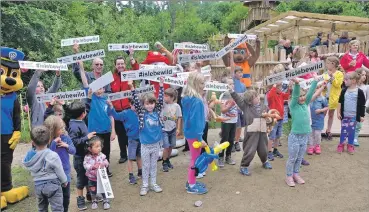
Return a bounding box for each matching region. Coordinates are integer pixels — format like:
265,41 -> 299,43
293,20 -> 299,45
263,34 -> 268,57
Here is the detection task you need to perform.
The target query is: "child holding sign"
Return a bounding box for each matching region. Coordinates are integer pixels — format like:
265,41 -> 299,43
131,77 -> 165,196
83,137 -> 110,210
285,76 -> 318,187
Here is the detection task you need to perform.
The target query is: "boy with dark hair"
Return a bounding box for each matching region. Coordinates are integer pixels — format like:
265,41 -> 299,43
107,98 -> 142,184
161,88 -> 182,172
23,126 -> 68,212
68,101 -> 96,210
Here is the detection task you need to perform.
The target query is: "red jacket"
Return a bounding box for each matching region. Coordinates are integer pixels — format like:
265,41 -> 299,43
110,62 -> 139,111
267,86 -> 290,120
340,52 -> 369,73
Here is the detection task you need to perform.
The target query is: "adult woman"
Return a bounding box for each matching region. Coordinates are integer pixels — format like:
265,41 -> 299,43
26,70 -> 61,128
340,40 -> 369,73
110,51 -> 139,164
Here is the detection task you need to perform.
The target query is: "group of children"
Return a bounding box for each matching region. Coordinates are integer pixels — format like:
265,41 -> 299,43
23,54 -> 368,211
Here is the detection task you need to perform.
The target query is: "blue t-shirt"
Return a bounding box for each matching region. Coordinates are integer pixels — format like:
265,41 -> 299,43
139,112 -> 162,144
109,108 -> 139,141
310,96 -> 328,130
343,88 -> 358,118
88,94 -> 112,133
1,92 -> 17,134
233,77 -> 246,93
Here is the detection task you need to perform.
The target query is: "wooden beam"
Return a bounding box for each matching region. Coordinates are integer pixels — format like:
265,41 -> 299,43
293,20 -> 299,45
263,34 -> 268,56
289,11 -> 369,24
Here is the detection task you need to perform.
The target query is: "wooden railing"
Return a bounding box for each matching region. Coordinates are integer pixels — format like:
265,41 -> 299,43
240,7 -> 271,32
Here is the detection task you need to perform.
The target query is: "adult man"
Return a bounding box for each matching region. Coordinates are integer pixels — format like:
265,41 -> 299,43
310,32 -> 323,48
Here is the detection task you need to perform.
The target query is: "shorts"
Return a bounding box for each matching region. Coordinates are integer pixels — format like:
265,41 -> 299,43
236,111 -> 246,128
73,156 -> 89,190
128,139 -> 141,160
162,128 -> 177,148
268,119 -> 283,140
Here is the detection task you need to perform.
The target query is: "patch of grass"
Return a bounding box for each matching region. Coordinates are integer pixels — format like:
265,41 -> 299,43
5,166 -> 36,212
20,117 -> 31,143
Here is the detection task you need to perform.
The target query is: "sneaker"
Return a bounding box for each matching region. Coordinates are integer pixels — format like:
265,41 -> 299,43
239,137 -> 243,142
225,156 -> 236,165
347,144 -> 355,155
337,144 -> 344,153
353,139 -> 360,147
263,161 -> 272,169
185,181 -> 206,189
278,141 -> 282,146
273,149 -> 284,158
218,158 -> 225,167
96,195 -> 103,202
186,183 -> 208,195
91,201 -> 98,210
196,173 -> 204,179
168,161 -> 174,169
231,145 -> 236,152
129,174 -> 137,185
240,167 -> 251,176
307,146 -> 314,155
103,200 -> 110,210
301,159 -> 310,166
285,176 -> 295,187
77,196 -> 87,211
137,169 -> 142,179
315,144 -> 321,155
107,170 -> 113,178
293,174 -> 305,184
118,157 -> 127,164
234,142 -> 241,152
140,186 -> 149,196
162,162 -> 169,172
267,152 -> 274,161
150,184 -> 163,193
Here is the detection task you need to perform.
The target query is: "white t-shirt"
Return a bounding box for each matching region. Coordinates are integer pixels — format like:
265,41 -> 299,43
219,92 -> 238,124
161,103 -> 182,131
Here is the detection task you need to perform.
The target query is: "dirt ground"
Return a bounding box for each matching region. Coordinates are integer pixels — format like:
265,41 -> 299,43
7,129 -> 369,212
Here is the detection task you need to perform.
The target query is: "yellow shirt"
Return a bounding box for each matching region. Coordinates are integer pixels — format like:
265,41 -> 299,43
323,71 -> 344,110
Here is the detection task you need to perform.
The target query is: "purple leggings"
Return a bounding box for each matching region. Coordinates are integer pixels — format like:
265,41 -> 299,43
339,117 -> 357,145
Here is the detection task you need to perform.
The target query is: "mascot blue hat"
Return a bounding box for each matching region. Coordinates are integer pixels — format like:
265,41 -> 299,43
1,47 -> 25,69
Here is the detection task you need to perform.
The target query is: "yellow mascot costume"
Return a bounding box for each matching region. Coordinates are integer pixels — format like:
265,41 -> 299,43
1,47 -> 29,209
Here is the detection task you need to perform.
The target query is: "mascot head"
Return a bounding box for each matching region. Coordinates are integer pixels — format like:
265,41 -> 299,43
141,51 -> 170,66
233,42 -> 251,63
1,47 -> 24,94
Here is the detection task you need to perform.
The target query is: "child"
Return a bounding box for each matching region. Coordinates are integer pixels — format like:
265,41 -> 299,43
218,78 -> 238,167
131,78 -> 164,196
44,115 -> 76,212
354,68 -> 369,146
337,72 -> 366,154
267,82 -> 291,160
107,98 -> 142,185
23,126 -> 68,211
79,61 -> 115,177
83,136 -> 110,210
230,90 -> 272,176
285,76 -> 318,187
323,56 -> 344,140
182,71 -> 208,195
161,87 -> 182,172
308,84 -> 329,155
67,101 -> 96,210
233,67 -> 246,152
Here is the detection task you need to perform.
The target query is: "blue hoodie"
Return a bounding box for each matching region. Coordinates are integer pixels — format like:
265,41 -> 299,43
49,134 -> 76,182
109,107 -> 139,141
88,94 -> 112,133
181,96 -> 205,141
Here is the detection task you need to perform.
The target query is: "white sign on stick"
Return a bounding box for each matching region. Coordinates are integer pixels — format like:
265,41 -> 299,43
217,34 -> 251,58
174,43 -> 208,51
19,61 -> 68,71
227,33 -> 257,40
150,76 -> 187,87
108,85 -> 154,101
61,35 -> 100,47
89,72 -> 114,92
57,49 -> 105,65
265,61 -> 325,86
204,82 -> 229,92
178,51 -> 220,63
108,43 -> 149,51
36,90 -> 87,103
121,65 -> 181,81
299,75 -> 334,89
96,167 -> 114,199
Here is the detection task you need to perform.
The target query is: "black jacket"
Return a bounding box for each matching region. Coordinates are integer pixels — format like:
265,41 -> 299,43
338,87 -> 366,122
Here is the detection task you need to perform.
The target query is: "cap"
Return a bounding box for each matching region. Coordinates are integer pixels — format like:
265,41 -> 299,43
1,47 -> 25,69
